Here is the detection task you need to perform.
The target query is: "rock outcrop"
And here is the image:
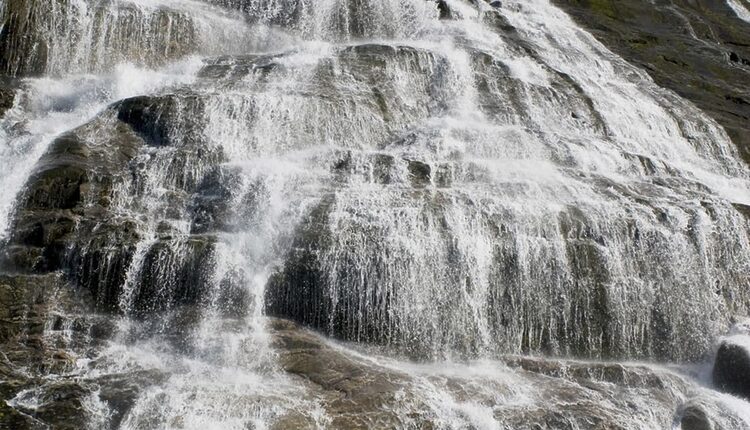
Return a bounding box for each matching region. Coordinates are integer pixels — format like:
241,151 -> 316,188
0,273 -> 112,430
1,94 -> 229,315
713,335 -> 750,399
551,0 -> 750,165
0,80 -> 15,118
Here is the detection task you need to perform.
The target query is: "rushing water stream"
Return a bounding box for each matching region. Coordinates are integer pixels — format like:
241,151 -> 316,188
727,0 -> 750,22
1,0 -> 750,428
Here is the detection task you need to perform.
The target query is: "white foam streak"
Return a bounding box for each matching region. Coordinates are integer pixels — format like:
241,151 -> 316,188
727,0 -> 750,23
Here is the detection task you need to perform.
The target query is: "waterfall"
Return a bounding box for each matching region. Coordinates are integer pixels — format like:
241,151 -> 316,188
264,0 -> 750,361
1,0 -> 750,428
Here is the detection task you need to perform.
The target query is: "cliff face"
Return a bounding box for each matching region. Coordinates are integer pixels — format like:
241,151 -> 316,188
1,0 -> 750,429
552,0 -> 750,163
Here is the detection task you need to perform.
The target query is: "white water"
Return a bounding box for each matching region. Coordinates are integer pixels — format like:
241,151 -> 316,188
2,0 -> 750,428
728,0 -> 750,23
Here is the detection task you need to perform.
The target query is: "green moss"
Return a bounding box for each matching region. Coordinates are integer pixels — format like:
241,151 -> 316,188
587,0 -> 618,19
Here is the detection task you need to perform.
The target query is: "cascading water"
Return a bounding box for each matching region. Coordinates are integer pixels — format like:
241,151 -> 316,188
1,0 -> 750,429
266,0 -> 750,362
727,0 -> 750,22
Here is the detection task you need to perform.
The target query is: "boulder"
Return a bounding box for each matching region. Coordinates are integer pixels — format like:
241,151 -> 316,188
3,93 -> 228,314
713,335 -> 750,399
679,403 -> 713,430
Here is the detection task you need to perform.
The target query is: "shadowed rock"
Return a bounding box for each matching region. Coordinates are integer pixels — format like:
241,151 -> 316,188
2,94 -> 225,314
713,336 -> 750,399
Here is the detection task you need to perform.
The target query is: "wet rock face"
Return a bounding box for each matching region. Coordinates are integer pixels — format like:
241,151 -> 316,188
0,0 -> 203,77
269,319 -> 750,430
209,0 -> 305,26
0,80 -> 15,117
680,403 -> 714,430
256,13 -> 750,364
551,0 -> 750,164
0,0 -> 50,76
212,0 -> 439,39
270,319 -> 420,429
1,1 -> 750,427
115,95 -> 206,148
2,94 -> 228,315
713,336 -> 750,399
4,123 -> 136,277
0,274 -> 114,430
266,186 -> 743,362
13,382 -> 90,430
